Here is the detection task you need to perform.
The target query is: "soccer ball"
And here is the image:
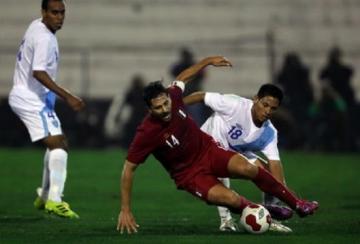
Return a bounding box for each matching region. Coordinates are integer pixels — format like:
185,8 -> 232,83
240,204 -> 271,234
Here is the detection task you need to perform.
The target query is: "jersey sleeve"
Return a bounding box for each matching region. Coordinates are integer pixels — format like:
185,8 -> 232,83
170,80 -> 185,93
261,130 -> 280,161
32,34 -> 52,71
204,92 -> 239,116
167,82 -> 184,105
126,129 -> 155,164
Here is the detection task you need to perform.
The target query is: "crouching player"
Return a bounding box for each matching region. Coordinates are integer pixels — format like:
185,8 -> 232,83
184,84 -> 294,232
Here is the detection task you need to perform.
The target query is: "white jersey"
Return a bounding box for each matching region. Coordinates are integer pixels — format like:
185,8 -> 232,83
201,93 -> 280,161
8,18 -> 62,142
11,18 -> 59,107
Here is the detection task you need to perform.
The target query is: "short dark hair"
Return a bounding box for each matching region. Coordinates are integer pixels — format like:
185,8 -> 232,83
42,0 -> 64,10
257,84 -> 283,104
143,81 -> 167,107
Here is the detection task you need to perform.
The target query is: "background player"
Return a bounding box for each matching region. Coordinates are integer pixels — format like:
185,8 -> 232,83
184,84 -> 293,231
116,56 -> 318,234
8,0 -> 85,218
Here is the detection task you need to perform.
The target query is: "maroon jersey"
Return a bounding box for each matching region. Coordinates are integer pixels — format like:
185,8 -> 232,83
127,85 -> 215,185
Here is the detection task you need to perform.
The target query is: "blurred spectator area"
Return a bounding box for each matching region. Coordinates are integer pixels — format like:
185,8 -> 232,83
1,0 -> 360,148
1,0 -> 359,100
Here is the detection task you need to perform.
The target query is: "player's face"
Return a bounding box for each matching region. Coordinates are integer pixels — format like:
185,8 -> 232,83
252,95 -> 280,124
42,0 -> 66,33
149,93 -> 172,122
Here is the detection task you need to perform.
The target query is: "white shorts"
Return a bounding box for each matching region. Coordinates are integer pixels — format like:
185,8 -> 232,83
9,91 -> 63,142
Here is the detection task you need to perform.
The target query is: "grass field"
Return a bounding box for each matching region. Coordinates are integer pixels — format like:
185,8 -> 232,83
0,148 -> 359,243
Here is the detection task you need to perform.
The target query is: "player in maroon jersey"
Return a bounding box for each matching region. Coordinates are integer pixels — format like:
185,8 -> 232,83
116,56 -> 318,234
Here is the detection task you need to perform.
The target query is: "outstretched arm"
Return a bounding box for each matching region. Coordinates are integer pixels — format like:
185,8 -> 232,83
183,91 -> 206,106
176,56 -> 232,84
33,70 -> 85,111
117,160 -> 139,234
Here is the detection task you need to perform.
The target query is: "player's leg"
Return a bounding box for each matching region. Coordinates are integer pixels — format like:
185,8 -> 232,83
207,183 -> 252,214
250,158 -> 293,220
41,134 -> 79,219
181,170 -> 250,231
8,94 -> 78,218
227,154 -> 318,217
216,178 -> 236,231
260,159 -> 293,220
34,149 -> 50,210
42,134 -> 68,203
207,184 -> 293,233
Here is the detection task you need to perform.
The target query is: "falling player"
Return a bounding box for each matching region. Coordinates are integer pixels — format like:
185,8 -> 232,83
116,56 -> 318,234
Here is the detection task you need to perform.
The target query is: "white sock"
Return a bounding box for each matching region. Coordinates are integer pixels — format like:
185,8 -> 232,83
47,148 -> 68,203
40,149 -> 50,200
218,177 -> 232,222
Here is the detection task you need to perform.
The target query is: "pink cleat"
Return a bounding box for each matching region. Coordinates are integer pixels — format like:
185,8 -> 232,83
295,200 -> 319,217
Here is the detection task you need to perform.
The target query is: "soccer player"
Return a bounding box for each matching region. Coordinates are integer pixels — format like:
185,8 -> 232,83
184,85 -> 293,232
116,56 -> 318,234
8,0 -> 84,218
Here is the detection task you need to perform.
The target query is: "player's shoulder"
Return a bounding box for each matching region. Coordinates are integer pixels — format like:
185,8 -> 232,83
28,19 -> 46,33
223,94 -> 251,103
221,94 -> 252,111
28,19 -> 54,41
264,120 -> 278,133
167,84 -> 183,99
169,81 -> 185,93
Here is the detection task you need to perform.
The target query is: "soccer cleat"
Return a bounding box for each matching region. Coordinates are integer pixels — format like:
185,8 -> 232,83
45,200 -> 79,219
219,218 -> 238,232
265,204 -> 293,220
33,196 -> 45,210
269,220 -> 293,233
295,200 -> 319,217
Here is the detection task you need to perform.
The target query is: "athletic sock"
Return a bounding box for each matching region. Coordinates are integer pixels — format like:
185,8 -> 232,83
40,149 -> 50,200
252,167 -> 298,209
218,178 -> 232,221
228,196 -> 253,214
47,148 -> 68,202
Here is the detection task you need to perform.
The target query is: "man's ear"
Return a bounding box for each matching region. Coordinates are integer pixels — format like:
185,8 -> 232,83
253,95 -> 259,102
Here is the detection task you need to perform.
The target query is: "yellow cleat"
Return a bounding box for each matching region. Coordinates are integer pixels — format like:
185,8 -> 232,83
45,200 -> 79,219
34,196 -> 45,210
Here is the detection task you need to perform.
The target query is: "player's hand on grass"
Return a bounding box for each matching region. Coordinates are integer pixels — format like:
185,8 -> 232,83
117,210 -> 140,234
66,95 -> 85,111
207,56 -> 232,67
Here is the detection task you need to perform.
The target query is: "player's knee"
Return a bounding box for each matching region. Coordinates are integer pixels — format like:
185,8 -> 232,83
43,135 -> 68,151
229,155 -> 258,179
241,163 -> 258,178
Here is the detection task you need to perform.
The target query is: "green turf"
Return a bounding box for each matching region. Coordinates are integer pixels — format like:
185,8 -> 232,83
0,148 -> 359,243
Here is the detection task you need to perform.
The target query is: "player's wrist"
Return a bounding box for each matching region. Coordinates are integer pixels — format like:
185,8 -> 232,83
121,205 -> 131,212
121,209 -> 131,214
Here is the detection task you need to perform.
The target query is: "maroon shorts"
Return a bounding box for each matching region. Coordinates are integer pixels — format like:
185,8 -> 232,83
178,142 -> 236,202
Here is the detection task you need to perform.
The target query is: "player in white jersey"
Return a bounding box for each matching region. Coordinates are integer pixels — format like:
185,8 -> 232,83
8,0 -> 85,219
184,84 -> 293,232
